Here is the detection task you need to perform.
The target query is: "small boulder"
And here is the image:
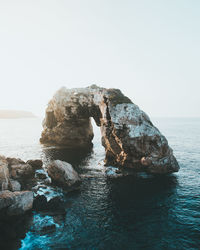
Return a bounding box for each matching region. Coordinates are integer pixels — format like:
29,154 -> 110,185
33,194 -> 65,214
39,223 -> 56,235
47,160 -> 81,189
30,215 -> 57,235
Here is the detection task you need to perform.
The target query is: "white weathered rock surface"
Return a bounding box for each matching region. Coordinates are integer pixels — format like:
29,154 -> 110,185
40,85 -> 179,174
47,160 -> 81,188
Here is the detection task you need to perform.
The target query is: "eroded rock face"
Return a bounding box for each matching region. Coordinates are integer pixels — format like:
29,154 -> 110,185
0,190 -> 33,216
40,85 -> 179,174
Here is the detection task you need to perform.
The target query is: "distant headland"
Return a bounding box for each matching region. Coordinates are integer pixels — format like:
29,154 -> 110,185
0,110 -> 36,119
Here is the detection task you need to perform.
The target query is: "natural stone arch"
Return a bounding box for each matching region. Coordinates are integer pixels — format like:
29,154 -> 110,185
40,85 -> 179,174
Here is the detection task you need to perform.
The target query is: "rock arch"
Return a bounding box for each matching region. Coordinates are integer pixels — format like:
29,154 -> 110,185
40,85 -> 179,174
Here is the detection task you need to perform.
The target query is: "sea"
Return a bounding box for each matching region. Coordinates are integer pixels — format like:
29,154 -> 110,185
0,117 -> 200,250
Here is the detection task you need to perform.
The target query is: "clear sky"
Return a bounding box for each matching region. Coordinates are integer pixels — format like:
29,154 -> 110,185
0,0 -> 199,117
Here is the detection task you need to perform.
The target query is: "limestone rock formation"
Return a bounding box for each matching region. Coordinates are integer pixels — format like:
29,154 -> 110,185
47,160 -> 81,188
40,85 -> 179,174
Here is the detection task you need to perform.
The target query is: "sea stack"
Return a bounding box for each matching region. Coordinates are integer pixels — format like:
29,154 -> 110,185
40,85 -> 179,174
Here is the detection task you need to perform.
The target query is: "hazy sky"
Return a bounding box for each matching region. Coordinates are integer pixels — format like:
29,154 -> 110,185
0,0 -> 199,117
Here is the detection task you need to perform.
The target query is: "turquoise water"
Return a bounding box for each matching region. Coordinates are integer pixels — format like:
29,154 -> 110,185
0,117 -> 200,249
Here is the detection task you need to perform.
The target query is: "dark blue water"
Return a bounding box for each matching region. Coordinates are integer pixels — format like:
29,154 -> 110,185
0,117 -> 200,249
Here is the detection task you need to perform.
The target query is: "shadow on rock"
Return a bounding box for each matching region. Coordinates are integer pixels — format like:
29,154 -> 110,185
33,195 -> 66,215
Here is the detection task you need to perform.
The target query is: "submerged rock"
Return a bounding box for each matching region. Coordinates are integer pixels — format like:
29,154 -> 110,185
33,194 -> 65,215
40,85 -> 179,174
39,223 -> 56,235
30,214 -> 58,236
47,160 -> 81,189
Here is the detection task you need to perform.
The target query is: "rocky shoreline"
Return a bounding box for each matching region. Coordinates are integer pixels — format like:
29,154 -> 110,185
0,85 -> 180,248
0,155 -> 81,220
0,152 -> 130,249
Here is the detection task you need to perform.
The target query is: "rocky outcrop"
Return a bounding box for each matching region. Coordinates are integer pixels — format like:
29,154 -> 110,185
0,190 -> 33,216
0,155 -> 81,219
0,155 -> 9,190
0,156 -> 39,217
5,157 -> 40,190
47,160 -> 81,189
41,85 -> 179,174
